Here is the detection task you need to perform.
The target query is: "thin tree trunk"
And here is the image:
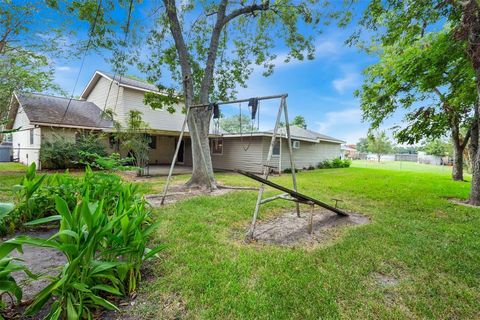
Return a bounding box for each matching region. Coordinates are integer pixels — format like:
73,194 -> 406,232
451,124 -> 464,181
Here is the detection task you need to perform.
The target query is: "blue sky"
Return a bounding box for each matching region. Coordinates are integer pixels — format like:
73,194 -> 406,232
46,1 -> 391,144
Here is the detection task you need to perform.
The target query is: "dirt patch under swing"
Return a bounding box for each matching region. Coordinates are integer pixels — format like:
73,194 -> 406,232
146,184 -> 256,206
248,209 -> 369,246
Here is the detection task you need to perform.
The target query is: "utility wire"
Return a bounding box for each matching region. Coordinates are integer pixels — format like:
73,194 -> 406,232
60,0 -> 103,123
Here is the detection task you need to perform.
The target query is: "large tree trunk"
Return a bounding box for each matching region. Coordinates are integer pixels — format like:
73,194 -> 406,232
469,101 -> 480,205
457,0 -> 480,205
187,107 -> 216,188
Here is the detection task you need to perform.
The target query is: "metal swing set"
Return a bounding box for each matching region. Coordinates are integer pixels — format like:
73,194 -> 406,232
160,93 -> 348,242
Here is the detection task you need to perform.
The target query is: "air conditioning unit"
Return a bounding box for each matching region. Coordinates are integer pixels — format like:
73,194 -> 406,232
292,140 -> 300,149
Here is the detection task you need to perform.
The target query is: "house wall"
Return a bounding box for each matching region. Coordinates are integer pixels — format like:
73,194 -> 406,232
262,138 -> 342,171
84,77 -> 124,123
121,88 -> 185,131
148,135 -> 177,165
11,104 -> 41,168
208,137 -> 265,173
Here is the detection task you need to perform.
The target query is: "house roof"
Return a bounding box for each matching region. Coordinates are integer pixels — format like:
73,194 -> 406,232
222,125 -> 344,144
81,71 -> 160,99
8,92 -> 113,129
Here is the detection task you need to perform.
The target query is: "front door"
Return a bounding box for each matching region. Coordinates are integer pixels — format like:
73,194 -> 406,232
177,139 -> 184,164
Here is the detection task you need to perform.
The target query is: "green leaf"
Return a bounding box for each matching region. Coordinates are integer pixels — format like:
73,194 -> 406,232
67,297 -> 78,320
91,284 -> 122,296
24,215 -> 62,226
88,294 -> 118,311
0,203 -> 14,222
143,244 -> 166,260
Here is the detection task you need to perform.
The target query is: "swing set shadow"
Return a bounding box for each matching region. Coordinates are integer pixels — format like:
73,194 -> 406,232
159,93 -> 348,242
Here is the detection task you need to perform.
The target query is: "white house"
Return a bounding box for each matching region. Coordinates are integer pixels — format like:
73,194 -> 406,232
6,71 -> 344,172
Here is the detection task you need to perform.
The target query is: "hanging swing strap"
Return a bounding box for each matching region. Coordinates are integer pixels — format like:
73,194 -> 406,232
249,98 -> 258,120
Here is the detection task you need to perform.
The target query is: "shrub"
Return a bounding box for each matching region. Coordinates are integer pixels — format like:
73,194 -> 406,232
2,178 -> 162,318
1,164 -> 146,235
316,159 -> 351,170
331,158 -> 343,168
78,152 -> 134,171
40,137 -> 78,169
40,132 -> 107,169
342,159 -> 352,168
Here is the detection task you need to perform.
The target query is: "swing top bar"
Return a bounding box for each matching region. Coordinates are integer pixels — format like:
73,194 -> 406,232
189,93 -> 288,109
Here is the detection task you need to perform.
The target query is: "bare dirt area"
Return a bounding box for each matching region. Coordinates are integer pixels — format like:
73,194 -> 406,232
248,209 -> 369,246
146,184 -> 252,206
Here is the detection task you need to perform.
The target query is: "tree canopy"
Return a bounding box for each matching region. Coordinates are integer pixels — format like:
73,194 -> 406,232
356,28 -> 475,145
366,131 -> 393,162
220,114 -> 258,134
0,2 -> 63,126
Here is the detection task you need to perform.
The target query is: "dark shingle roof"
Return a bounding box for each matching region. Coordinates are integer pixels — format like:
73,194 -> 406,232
101,71 -> 159,92
17,93 -> 113,128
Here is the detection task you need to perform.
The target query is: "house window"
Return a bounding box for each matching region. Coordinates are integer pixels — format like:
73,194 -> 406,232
29,129 -> 34,145
273,139 -> 280,156
292,140 -> 300,149
211,138 -> 223,155
148,135 -> 157,149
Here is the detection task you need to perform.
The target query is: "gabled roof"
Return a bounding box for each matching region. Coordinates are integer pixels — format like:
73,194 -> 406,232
222,125 -> 344,144
81,70 -> 159,99
8,92 -> 113,129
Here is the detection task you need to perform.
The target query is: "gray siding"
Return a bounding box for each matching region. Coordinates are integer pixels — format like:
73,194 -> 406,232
84,77 -> 124,123
121,88 -> 185,131
210,137 -> 264,173
262,138 -> 341,171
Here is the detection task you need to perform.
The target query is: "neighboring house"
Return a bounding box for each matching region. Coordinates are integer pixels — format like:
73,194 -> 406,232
6,70 -> 345,172
341,144 -> 357,159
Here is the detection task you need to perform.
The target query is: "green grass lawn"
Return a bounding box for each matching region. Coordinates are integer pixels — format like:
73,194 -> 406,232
127,167 -> 480,319
1,164 -> 479,319
351,159 -> 459,175
0,162 -> 27,172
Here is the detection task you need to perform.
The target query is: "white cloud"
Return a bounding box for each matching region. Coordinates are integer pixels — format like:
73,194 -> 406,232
262,40 -> 343,71
317,108 -> 362,133
57,66 -> 73,72
332,72 -> 361,94
315,107 -> 369,143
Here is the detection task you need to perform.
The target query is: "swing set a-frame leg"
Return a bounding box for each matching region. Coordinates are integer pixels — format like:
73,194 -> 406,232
282,98 -> 301,217
245,99 -> 284,242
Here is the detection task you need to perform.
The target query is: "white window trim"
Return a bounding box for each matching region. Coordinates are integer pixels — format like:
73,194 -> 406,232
211,138 -> 223,155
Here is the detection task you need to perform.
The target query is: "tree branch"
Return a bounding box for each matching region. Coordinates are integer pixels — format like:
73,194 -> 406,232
222,1 -> 270,26
198,0 -> 228,103
162,0 -> 194,103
